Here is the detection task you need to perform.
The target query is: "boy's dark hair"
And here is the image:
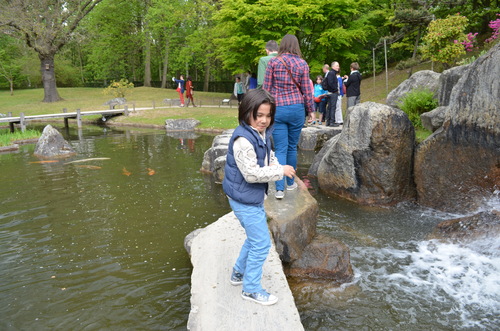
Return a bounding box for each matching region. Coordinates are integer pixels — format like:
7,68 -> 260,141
351,62 -> 360,70
265,40 -> 278,52
239,89 -> 276,127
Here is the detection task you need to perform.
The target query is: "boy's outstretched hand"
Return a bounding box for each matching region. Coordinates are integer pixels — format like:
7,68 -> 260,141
283,165 -> 296,179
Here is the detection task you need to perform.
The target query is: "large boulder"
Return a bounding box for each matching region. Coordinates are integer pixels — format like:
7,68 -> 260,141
436,64 -> 471,106
298,126 -> 341,151
200,130 -> 233,184
317,102 -> 416,205
286,234 -> 354,282
386,70 -> 441,108
265,180 -> 319,263
34,125 -> 76,158
165,118 -> 200,131
307,134 -> 340,177
414,44 -> 500,213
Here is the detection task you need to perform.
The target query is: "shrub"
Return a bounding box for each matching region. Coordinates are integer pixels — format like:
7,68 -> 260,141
397,89 -> 438,129
103,79 -> 134,98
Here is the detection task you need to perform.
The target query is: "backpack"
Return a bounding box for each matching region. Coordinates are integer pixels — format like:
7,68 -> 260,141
321,75 -> 329,91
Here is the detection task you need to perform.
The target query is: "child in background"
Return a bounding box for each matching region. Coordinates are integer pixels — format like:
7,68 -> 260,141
223,89 -> 296,306
313,75 -> 328,124
233,77 -> 245,105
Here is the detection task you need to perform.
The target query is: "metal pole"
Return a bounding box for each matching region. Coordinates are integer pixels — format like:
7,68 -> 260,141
384,38 -> 389,95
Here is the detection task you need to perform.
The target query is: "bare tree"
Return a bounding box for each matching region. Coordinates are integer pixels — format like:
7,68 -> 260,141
0,0 -> 104,102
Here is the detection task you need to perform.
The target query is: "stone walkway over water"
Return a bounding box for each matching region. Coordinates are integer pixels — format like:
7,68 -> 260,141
185,181 -> 315,330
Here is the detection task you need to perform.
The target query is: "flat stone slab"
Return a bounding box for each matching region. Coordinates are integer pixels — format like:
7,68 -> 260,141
187,212 -> 304,330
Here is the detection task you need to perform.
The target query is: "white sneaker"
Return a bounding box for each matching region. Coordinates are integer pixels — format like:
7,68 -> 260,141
286,182 -> 298,191
275,191 -> 284,199
241,290 -> 278,306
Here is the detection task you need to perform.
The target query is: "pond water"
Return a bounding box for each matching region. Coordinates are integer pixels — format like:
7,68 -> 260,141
1,126 -> 498,330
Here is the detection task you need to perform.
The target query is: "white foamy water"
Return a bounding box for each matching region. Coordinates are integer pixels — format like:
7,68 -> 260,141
383,238 -> 500,329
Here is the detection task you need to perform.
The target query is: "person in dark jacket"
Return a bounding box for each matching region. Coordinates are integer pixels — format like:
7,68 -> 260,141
223,89 -> 295,306
343,62 -> 362,114
324,62 -> 339,127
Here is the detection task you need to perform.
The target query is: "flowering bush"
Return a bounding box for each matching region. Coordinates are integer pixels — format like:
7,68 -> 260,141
461,32 -> 478,52
103,79 -> 134,98
485,14 -> 500,44
421,14 -> 468,67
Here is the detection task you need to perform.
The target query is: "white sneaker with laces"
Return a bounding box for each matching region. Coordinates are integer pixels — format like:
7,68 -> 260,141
241,290 -> 278,306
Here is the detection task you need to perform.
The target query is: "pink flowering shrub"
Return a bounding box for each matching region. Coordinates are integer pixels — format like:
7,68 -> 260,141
461,32 -> 478,51
485,14 -> 500,43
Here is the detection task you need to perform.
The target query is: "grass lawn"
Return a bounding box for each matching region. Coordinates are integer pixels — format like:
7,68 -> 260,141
1,62 -> 433,136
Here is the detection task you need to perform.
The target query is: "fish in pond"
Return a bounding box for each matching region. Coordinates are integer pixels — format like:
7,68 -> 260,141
122,167 -> 132,176
30,160 -> 59,164
147,168 -> 156,176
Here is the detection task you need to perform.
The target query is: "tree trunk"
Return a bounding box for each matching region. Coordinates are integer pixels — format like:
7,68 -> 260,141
204,57 -> 211,92
143,28 -> 152,87
40,55 -> 61,102
9,79 -> 14,96
161,34 -> 170,89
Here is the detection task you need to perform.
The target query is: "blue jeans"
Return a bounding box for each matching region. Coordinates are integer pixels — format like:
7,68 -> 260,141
272,103 -> 304,191
229,198 -> 271,293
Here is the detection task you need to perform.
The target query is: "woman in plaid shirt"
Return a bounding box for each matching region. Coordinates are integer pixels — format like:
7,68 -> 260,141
263,34 -> 315,199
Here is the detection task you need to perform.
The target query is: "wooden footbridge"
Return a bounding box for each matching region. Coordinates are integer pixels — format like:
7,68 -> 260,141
0,106 -> 133,132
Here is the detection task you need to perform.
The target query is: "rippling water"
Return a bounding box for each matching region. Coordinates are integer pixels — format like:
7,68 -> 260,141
1,126 -> 498,330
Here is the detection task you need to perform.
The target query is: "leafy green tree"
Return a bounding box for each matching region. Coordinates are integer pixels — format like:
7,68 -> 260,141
420,14 -> 469,68
0,35 -> 22,95
0,0 -> 104,102
212,0 -> 389,75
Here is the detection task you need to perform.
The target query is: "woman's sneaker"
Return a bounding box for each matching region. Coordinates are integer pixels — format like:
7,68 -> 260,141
241,290 -> 278,306
286,182 -> 298,191
230,269 -> 243,286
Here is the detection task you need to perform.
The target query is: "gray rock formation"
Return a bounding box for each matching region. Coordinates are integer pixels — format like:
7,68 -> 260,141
104,97 -> 126,108
165,118 -> 201,131
286,234 -> 354,282
265,181 -> 319,263
386,70 -> 441,108
414,44 -> 500,213
34,125 -> 76,158
298,126 -> 341,151
429,211 -> 500,242
307,134 -> 340,177
436,64 -> 471,106
200,130 -> 233,184
421,106 -> 447,132
317,102 -> 416,205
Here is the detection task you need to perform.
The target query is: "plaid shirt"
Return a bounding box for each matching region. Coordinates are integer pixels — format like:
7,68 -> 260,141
263,53 -> 314,113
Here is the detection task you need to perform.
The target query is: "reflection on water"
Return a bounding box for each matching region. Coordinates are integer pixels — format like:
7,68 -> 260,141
1,126 -> 498,330
0,126 -> 229,330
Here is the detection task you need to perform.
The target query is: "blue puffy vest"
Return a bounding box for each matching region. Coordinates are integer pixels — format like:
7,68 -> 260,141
222,123 -> 273,206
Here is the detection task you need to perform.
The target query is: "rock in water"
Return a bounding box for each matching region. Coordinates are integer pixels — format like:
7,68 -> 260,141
317,102 -> 416,205
34,125 -> 76,158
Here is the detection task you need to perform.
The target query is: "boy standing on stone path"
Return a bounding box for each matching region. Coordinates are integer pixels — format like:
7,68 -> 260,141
222,89 -> 296,306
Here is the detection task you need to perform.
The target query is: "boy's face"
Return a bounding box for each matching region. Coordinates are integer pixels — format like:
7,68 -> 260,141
249,103 -> 272,133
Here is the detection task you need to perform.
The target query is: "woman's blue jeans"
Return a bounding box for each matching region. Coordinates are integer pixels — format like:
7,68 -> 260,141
229,198 -> 271,293
272,103 -> 305,191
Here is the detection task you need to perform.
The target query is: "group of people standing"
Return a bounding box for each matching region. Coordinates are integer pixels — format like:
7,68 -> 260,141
222,33 -> 363,307
312,61 -> 362,126
172,75 -> 196,107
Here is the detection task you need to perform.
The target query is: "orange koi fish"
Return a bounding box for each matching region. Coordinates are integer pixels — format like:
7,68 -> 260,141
29,160 -> 59,164
75,165 -> 102,170
147,168 -> 156,176
122,167 -> 132,176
